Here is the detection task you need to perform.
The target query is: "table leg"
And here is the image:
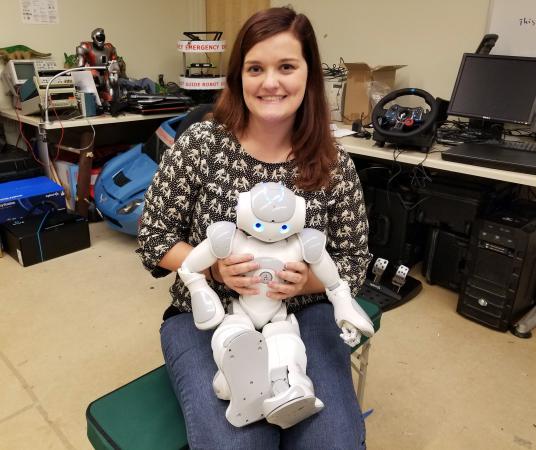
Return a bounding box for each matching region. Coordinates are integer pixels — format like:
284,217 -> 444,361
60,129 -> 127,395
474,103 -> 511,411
75,131 -> 94,217
36,129 -> 52,179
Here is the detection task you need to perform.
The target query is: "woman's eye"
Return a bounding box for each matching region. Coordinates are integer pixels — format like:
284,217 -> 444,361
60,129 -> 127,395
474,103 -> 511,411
281,64 -> 295,72
247,65 -> 262,73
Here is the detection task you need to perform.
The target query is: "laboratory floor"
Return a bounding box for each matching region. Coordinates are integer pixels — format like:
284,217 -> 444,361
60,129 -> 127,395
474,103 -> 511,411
0,222 -> 535,450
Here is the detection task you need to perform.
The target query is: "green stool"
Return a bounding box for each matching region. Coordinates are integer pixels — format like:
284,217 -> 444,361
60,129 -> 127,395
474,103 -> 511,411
87,298 -> 381,450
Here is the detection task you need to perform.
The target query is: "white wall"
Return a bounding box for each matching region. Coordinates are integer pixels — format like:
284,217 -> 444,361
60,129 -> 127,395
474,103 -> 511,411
272,0 -> 490,100
0,0 -> 205,109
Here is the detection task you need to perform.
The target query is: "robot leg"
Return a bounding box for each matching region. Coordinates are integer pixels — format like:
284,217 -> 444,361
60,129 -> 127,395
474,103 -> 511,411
211,312 -> 271,427
261,315 -> 324,429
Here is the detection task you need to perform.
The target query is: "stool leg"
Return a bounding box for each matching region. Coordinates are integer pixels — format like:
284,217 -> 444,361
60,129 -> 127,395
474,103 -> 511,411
351,340 -> 371,407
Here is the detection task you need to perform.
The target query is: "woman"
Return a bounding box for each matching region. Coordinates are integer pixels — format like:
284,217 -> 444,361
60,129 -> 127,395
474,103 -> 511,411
137,6 -> 371,450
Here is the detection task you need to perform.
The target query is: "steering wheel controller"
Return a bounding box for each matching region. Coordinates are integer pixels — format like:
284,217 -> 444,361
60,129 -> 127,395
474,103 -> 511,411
371,88 -> 438,152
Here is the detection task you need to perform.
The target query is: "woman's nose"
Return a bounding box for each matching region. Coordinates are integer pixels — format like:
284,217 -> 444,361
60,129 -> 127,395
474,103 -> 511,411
262,69 -> 279,89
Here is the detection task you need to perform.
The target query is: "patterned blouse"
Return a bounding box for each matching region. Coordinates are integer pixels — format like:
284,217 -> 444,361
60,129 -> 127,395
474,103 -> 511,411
136,120 -> 371,315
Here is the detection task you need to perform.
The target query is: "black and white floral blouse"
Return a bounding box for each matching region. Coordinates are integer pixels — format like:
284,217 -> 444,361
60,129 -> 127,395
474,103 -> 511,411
136,120 -> 371,316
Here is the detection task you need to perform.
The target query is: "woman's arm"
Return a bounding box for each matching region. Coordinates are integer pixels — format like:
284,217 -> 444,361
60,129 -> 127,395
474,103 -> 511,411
325,149 -> 372,297
159,241 -> 214,280
136,126 -> 204,277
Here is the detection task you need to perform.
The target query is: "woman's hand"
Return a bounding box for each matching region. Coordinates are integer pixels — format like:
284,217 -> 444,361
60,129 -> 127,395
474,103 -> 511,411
213,254 -> 261,296
267,261 -> 309,301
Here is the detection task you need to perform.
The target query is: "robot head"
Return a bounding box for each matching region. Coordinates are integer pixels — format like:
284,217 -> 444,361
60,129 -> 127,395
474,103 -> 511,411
91,28 -> 106,49
236,182 -> 306,243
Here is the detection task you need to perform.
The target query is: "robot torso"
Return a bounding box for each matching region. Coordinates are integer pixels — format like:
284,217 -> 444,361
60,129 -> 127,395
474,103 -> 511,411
232,230 -> 303,329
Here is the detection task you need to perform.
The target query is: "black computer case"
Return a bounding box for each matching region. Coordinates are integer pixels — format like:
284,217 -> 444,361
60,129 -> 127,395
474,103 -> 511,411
457,202 -> 536,331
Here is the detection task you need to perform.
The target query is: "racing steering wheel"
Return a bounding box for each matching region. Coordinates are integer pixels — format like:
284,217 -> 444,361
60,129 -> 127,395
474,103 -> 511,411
372,88 -> 438,141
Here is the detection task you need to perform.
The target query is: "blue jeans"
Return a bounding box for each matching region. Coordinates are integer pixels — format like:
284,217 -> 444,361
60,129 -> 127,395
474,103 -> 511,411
160,302 -> 366,450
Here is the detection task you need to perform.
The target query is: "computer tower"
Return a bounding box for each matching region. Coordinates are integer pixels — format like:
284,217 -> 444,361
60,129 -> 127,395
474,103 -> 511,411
422,227 -> 469,292
416,176 -> 508,235
457,202 -> 536,331
364,184 -> 426,268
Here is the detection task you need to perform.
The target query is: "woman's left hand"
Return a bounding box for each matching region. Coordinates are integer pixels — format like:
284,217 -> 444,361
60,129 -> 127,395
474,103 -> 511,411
267,261 -> 309,300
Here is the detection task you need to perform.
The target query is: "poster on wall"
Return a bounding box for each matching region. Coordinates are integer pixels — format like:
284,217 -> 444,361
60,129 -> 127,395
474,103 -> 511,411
20,0 -> 59,24
487,0 -> 536,57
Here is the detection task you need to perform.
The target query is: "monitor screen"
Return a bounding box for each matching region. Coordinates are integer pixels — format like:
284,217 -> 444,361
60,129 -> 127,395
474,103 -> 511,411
447,53 -> 536,125
12,61 -> 36,83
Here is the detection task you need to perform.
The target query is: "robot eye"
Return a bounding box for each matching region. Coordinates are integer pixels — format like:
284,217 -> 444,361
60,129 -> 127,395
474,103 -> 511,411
253,222 -> 265,232
279,224 -> 290,234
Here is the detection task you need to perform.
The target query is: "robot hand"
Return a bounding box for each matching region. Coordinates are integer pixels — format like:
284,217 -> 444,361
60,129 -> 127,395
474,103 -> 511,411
326,281 -> 374,346
339,322 -> 363,347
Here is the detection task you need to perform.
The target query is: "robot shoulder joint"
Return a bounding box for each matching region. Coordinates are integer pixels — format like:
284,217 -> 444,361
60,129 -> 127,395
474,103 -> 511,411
207,221 -> 237,258
76,44 -> 90,56
298,228 -> 327,264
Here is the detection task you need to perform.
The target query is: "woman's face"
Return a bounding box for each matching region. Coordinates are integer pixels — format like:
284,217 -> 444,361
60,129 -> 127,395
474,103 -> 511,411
241,31 -> 308,127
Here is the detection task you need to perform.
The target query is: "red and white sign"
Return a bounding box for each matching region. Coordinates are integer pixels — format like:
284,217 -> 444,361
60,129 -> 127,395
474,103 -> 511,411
177,40 -> 226,53
179,76 -> 226,90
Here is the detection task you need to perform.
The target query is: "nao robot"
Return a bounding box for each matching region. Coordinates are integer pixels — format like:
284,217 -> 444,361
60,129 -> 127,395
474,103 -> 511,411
76,28 -> 118,104
178,182 -> 374,429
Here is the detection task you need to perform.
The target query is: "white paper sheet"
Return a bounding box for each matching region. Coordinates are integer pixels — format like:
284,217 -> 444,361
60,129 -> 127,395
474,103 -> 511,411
20,0 -> 59,24
71,71 -> 102,106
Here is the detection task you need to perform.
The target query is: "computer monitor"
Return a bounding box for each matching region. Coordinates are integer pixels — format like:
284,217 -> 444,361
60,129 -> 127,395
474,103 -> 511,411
5,60 -> 36,85
1,60 -> 37,96
448,53 -> 536,126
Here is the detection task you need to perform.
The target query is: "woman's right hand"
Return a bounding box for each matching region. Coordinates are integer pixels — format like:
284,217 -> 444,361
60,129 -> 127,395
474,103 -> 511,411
213,254 -> 261,296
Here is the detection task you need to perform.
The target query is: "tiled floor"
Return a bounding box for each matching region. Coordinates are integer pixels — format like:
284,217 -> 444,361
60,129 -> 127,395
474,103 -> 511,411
1,222 -> 535,449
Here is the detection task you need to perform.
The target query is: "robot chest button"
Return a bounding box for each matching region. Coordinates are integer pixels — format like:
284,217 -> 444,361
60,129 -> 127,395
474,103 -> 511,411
258,271 -> 274,284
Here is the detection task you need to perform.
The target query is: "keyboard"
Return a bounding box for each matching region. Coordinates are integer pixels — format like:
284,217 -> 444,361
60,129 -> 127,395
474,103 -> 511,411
441,142 -> 536,174
500,140 -> 536,152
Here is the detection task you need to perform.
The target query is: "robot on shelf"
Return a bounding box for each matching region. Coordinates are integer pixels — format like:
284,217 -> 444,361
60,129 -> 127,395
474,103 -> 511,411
178,182 -> 374,429
76,28 -> 118,104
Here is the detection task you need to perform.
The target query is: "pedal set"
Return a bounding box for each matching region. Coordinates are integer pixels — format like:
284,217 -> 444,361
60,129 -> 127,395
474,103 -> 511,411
359,257 -> 422,311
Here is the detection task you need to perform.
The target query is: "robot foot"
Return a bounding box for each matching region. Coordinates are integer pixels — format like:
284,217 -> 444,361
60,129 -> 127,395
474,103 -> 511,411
221,330 -> 271,427
263,386 -> 324,429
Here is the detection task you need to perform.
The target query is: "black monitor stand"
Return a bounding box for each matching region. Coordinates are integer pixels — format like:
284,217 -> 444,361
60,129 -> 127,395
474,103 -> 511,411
467,118 -> 504,141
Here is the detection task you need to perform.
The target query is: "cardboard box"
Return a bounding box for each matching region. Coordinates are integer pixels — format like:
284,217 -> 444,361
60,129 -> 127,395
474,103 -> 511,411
53,160 -> 101,210
0,210 -> 90,267
343,63 -> 406,124
0,176 -> 66,224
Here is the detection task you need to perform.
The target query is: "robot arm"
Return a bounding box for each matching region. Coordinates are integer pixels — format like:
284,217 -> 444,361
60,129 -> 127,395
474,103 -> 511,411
298,229 -> 374,346
76,44 -> 89,67
178,221 -> 237,330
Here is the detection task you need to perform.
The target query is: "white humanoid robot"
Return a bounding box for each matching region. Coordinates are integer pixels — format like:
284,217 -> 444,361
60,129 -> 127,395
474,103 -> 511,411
178,182 -> 374,429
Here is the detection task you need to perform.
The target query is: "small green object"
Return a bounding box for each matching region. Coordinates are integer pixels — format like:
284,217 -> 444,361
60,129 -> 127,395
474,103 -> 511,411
64,53 -> 77,69
0,45 -> 51,61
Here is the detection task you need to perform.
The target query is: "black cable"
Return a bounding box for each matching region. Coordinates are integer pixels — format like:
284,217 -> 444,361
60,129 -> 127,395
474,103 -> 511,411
322,61 -> 347,80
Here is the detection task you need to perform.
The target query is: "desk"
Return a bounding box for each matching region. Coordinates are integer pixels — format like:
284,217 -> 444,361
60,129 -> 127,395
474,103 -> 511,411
340,135 -> 536,188
0,109 -> 179,216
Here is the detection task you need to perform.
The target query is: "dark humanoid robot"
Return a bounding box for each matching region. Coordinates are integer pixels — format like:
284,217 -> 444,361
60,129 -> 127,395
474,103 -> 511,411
76,28 -> 118,105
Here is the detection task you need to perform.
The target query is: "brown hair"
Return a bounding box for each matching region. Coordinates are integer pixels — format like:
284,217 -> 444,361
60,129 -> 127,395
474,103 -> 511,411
213,7 -> 337,191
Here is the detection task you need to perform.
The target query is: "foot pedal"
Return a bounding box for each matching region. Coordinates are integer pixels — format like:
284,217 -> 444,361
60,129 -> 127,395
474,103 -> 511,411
392,265 -> 409,293
372,258 -> 388,283
221,330 -> 271,427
